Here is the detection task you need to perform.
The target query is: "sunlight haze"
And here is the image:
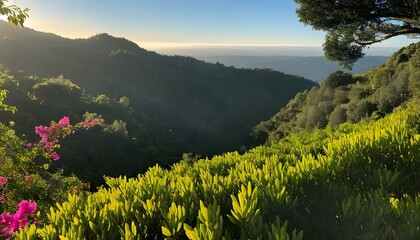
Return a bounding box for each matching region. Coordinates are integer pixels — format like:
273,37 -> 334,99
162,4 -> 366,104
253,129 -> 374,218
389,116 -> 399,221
11,0 -> 418,56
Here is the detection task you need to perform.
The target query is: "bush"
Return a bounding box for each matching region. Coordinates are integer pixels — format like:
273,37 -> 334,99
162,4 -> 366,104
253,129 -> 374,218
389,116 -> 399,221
0,91 -> 102,237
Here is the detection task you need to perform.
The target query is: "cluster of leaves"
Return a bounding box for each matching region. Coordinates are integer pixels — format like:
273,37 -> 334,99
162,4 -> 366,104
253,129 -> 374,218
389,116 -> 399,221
253,42 -> 420,144
14,106 -> 420,239
0,0 -> 29,26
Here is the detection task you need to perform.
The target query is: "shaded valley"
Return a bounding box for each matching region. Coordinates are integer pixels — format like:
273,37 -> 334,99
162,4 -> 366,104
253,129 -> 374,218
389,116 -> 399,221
0,21 -> 317,185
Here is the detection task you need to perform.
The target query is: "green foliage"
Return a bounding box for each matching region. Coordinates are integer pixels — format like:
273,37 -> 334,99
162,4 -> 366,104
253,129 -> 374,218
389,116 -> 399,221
0,0 -> 29,27
161,202 -> 186,239
328,105 -> 347,127
118,96 -> 131,109
323,31 -> 365,69
184,201 -> 225,240
294,0 -> 420,68
14,106 -> 420,239
323,71 -> 356,89
33,75 -> 82,103
0,89 -> 16,112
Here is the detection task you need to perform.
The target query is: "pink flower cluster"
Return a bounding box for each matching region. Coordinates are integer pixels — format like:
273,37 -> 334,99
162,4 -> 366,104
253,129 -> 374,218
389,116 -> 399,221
0,200 -> 37,238
32,116 -> 103,161
0,177 -> 7,187
34,117 -> 71,161
0,116 -> 102,238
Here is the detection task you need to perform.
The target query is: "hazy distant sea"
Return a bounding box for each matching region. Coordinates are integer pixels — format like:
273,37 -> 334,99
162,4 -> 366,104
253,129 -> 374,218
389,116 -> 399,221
146,46 -> 393,83
148,45 -> 398,57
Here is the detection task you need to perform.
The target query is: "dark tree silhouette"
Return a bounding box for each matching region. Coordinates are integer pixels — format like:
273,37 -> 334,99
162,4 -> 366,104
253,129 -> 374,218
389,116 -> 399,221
295,0 -> 420,69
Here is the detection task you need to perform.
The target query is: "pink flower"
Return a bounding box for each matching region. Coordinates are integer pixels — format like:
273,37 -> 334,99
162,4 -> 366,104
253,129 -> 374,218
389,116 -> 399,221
0,194 -> 4,201
16,200 -> 37,216
0,177 -> 7,187
0,200 -> 37,238
33,117 -> 101,163
58,116 -> 70,126
44,141 -> 54,152
51,152 -> 60,161
0,213 -> 14,237
24,175 -> 30,183
34,125 -> 46,135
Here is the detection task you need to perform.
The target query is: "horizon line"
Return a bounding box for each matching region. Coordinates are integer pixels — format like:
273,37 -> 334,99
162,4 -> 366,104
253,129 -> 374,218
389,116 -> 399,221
137,42 -> 323,49
136,41 -> 402,50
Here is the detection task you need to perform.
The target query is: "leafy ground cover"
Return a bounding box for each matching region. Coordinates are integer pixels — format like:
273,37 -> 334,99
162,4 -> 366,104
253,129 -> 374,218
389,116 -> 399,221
13,104 -> 420,239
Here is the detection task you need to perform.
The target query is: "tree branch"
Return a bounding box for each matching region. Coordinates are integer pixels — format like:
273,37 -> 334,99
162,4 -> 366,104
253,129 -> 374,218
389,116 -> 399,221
354,28 -> 420,46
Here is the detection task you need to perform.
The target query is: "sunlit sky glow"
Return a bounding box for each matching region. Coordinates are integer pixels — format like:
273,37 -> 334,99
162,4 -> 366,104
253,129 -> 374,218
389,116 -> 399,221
4,0 -> 418,55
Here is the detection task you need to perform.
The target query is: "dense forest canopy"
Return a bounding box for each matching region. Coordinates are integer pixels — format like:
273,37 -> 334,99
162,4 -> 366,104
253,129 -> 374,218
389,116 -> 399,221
295,0 -> 420,68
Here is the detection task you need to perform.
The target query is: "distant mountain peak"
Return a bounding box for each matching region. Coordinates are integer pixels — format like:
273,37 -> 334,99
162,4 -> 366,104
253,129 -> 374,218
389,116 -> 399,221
85,33 -> 147,55
89,33 -> 113,40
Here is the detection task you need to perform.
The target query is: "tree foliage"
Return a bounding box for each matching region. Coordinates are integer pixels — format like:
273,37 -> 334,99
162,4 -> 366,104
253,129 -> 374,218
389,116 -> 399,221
0,0 -> 28,26
323,71 -> 356,89
295,0 -> 420,69
328,105 -> 347,127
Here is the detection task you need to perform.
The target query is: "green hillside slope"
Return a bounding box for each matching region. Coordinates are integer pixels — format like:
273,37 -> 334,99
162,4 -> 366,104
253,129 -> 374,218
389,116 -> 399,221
16,104 -> 420,239
253,42 -> 420,144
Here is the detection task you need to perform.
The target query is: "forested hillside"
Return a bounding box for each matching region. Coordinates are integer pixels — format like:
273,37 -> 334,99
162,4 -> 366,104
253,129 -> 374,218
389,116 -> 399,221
253,42 -> 420,144
0,21 -> 317,185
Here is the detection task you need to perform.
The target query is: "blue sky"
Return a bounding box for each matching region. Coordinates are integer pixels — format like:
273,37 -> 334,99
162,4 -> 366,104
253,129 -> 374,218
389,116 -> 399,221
9,0 -> 418,53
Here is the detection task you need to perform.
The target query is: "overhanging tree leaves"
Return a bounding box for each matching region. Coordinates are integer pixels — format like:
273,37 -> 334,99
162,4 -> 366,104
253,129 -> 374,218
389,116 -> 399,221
295,0 -> 420,69
0,0 -> 29,26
